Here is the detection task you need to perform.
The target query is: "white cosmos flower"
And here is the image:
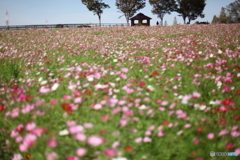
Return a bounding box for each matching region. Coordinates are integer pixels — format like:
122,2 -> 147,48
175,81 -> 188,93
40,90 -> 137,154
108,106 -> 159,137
147,85 -> 155,91
51,83 -> 59,91
40,80 -> 47,85
58,129 -> 69,136
111,157 -> 128,160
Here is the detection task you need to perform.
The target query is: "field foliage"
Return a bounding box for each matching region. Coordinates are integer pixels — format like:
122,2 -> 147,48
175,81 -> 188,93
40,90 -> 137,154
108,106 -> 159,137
0,24 -> 240,160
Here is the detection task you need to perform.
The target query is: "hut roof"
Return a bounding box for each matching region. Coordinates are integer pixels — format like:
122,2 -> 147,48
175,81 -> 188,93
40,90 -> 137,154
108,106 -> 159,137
130,13 -> 152,20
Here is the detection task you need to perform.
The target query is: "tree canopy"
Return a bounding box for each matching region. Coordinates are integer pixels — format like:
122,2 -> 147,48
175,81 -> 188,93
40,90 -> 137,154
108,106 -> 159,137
176,0 -> 206,24
81,0 -> 110,26
116,0 -> 146,25
149,0 -> 177,26
226,0 -> 240,23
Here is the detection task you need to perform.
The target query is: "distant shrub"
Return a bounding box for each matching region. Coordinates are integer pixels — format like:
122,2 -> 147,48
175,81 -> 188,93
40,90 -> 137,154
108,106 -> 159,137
77,25 -> 91,28
55,24 -> 64,28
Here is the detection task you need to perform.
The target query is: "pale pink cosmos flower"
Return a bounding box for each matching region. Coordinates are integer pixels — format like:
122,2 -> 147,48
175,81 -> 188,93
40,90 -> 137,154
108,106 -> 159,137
74,97 -> 82,103
231,131 -> 240,137
184,124 -> 191,128
207,133 -> 214,139
218,129 -> 228,136
11,153 -> 23,160
112,107 -> 121,114
45,152 -> 58,160
66,120 -> 76,127
47,138 -> 58,148
120,73 -> 127,79
158,131 -> 164,137
104,148 -> 116,157
87,135 -> 104,146
192,91 -> 201,99
143,137 -> 152,142
121,68 -> 129,73
94,104 -> 102,110
39,87 -> 51,93
148,125 -> 155,131
83,123 -> 94,128
25,122 -> 36,131
76,148 -> 87,157
15,136 -> 23,143
231,125 -> 238,131
119,119 -> 127,127
135,137 -> 142,143
75,133 -> 86,141
112,141 -> 120,148
11,130 -> 19,138
158,107 -> 165,111
145,130 -> 152,136
68,125 -> 84,134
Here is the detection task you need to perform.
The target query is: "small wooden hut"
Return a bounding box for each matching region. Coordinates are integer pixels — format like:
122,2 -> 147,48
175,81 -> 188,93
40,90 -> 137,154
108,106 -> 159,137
130,13 -> 152,26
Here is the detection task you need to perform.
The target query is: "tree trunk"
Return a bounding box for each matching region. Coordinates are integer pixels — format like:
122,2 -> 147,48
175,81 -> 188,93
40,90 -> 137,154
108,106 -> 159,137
160,18 -> 163,26
183,16 -> 186,24
126,16 -> 129,26
98,14 -> 101,27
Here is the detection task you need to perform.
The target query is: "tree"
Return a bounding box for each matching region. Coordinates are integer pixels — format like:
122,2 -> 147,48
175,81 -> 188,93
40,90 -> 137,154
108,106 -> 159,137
116,0 -> 146,26
173,16 -> 178,25
218,7 -> 228,23
225,0 -> 240,23
81,0 -> 110,26
176,0 -> 206,24
211,15 -> 219,24
149,0 -> 177,26
164,20 -> 168,26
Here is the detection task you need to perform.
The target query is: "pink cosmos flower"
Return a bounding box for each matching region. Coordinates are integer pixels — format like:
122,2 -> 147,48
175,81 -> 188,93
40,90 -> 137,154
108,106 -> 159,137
135,137 -> 142,143
50,99 -> 58,105
68,125 -> 84,134
87,135 -> 104,146
76,148 -> 87,157
124,110 -> 133,116
235,148 -> 240,155
65,156 -> 79,160
193,137 -> 199,145
47,138 -> 58,148
104,148 -> 116,157
75,133 -> 86,141
62,95 -> 71,100
207,133 -> 214,139
101,115 -> 109,121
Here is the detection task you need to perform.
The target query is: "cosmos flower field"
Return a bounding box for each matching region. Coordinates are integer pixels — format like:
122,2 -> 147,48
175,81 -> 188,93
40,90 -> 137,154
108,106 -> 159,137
0,24 -> 240,160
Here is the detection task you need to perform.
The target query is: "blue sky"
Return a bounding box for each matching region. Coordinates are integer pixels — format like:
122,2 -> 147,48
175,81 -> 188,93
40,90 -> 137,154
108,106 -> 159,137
0,0 -> 236,26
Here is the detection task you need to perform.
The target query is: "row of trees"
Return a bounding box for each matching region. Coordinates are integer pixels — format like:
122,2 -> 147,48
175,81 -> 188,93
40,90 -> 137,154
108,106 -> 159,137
211,0 -> 240,24
81,0 -> 206,26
